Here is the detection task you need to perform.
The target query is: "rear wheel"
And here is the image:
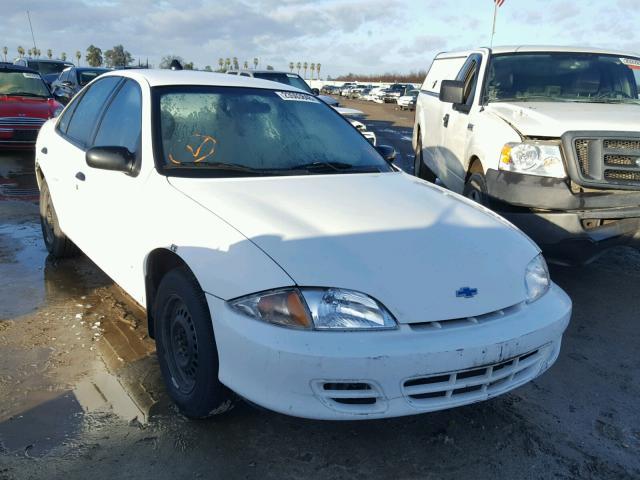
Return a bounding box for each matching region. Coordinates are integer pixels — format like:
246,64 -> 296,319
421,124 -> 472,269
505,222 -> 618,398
39,180 -> 78,258
414,135 -> 436,182
463,172 -> 490,207
154,267 -> 234,418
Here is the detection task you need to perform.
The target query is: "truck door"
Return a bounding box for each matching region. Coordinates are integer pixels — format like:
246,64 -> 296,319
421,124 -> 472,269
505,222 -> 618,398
440,52 -> 484,193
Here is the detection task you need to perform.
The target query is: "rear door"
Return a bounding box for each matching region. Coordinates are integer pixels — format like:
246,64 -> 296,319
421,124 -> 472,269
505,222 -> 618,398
440,51 -> 485,192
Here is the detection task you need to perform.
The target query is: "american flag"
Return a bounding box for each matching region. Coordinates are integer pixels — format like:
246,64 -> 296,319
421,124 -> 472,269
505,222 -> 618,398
495,0 -> 505,6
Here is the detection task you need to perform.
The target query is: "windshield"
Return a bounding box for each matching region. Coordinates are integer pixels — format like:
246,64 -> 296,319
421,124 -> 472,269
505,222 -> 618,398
252,72 -> 313,94
0,71 -> 50,97
484,52 -> 640,104
78,69 -> 106,86
155,87 -> 391,177
29,61 -> 72,76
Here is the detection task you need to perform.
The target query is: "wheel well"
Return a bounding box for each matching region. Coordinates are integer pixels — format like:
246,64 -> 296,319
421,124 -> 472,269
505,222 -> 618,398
466,156 -> 483,180
145,248 -> 191,339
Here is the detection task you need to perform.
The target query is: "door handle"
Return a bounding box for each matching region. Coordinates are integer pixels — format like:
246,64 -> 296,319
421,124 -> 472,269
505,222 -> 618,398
40,147 -> 47,154
75,171 -> 86,181
443,114 -> 450,127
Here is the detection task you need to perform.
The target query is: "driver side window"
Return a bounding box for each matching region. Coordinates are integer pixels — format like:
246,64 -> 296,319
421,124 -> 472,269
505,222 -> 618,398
455,54 -> 482,109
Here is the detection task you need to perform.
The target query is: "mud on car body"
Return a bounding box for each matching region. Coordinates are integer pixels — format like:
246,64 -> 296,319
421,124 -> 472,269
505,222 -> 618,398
35,69 -> 571,420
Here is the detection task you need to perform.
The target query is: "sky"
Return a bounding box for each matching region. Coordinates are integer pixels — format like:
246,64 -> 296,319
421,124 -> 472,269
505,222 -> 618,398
1,0 -> 639,77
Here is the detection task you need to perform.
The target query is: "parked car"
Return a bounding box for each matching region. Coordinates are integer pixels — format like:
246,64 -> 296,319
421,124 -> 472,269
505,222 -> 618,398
321,85 -> 340,95
413,46 -> 640,265
0,64 -> 63,149
36,69 -> 571,420
51,66 -> 110,104
226,69 -> 339,107
339,82 -> 357,96
397,89 -> 419,110
383,84 -> 412,103
13,58 -> 74,85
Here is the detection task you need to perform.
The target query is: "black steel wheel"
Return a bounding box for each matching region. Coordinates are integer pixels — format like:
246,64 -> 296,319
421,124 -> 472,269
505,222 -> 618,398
39,179 -> 78,258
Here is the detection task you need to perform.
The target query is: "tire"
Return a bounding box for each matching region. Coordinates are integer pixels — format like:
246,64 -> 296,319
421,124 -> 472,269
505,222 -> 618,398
39,180 -> 78,258
154,267 -> 234,418
463,171 -> 490,207
414,135 -> 436,182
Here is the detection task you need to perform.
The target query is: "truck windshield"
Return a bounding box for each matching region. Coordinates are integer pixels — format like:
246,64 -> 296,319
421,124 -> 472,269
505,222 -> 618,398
155,86 -> 391,177
484,52 -> 640,104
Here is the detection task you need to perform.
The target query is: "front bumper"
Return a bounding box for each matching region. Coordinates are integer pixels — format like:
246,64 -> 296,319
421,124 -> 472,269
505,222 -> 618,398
207,284 -> 571,420
486,169 -> 640,265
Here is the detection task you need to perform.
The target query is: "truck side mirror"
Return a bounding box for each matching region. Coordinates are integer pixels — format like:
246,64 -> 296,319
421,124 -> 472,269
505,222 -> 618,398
439,80 -> 465,104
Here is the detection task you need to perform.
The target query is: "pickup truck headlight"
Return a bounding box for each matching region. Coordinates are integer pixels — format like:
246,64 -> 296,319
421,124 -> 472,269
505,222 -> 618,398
499,141 -> 566,178
230,288 -> 398,331
525,254 -> 550,303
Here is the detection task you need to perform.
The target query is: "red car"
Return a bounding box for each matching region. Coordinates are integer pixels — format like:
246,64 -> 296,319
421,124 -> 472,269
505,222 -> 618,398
0,64 -> 63,149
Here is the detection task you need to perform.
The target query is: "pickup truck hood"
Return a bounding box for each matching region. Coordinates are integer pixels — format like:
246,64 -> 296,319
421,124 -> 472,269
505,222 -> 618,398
168,173 -> 539,323
486,101 -> 640,137
0,95 -> 57,119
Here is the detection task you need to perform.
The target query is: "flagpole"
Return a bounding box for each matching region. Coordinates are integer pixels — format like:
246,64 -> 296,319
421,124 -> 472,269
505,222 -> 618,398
490,1 -> 498,48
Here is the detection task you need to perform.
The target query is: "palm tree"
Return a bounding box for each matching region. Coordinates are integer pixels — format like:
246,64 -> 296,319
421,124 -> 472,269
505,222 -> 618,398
27,48 -> 33,58
76,50 -> 81,65
303,62 -> 308,79
2,46 -> 7,62
47,49 -> 52,59
36,48 -> 41,58
310,63 -> 315,80
296,61 -> 301,75
232,57 -> 238,70
289,62 -> 294,72
316,63 -> 321,80
253,57 -> 258,69
218,58 -> 224,70
224,58 -> 231,71
243,60 -> 249,70
61,52 -> 67,61
17,46 -> 25,58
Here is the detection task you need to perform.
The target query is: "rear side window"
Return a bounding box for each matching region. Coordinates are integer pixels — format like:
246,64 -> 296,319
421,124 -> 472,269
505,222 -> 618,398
65,76 -> 121,146
422,56 -> 468,93
93,80 -> 142,153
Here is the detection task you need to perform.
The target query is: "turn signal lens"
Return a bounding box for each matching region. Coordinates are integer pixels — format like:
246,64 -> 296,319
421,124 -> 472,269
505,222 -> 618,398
231,289 -> 313,329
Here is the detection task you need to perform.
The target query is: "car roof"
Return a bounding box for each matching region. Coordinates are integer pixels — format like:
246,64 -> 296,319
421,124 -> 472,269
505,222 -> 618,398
437,45 -> 639,58
75,67 -> 110,72
0,63 -> 40,75
99,69 -> 304,91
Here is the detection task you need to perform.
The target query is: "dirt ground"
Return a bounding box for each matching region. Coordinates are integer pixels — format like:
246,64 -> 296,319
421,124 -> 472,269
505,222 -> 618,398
1,105 -> 639,479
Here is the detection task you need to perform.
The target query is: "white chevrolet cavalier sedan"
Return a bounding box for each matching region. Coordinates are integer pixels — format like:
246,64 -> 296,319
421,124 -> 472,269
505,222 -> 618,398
35,70 -> 571,420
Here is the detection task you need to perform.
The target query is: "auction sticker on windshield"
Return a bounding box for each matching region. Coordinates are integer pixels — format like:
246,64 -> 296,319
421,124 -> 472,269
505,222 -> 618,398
275,91 -> 319,103
22,73 -> 40,79
620,57 -> 640,70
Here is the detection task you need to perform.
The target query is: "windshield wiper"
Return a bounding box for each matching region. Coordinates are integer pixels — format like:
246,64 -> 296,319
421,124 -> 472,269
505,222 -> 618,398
2,91 -> 48,98
167,161 -> 277,175
289,161 -> 381,173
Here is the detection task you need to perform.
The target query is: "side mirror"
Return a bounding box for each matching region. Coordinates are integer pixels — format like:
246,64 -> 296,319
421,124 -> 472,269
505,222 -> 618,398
439,80 -> 465,104
62,80 -> 73,87
376,144 -> 396,163
86,146 -> 135,174
311,88 -> 320,95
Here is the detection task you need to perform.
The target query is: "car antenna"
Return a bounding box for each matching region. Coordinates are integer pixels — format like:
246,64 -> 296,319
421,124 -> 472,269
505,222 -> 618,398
26,10 -> 38,53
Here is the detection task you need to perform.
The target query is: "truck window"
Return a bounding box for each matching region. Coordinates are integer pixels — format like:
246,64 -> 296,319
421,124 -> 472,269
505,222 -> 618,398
455,54 -> 482,107
483,52 -> 640,104
421,56 -> 468,94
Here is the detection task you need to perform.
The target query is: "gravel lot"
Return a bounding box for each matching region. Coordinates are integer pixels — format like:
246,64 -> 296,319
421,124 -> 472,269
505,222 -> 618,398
0,103 -> 639,479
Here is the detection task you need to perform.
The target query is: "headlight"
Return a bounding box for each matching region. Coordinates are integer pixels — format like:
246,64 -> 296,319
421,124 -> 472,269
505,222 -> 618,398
499,141 -> 566,178
525,254 -> 550,303
230,288 -> 397,331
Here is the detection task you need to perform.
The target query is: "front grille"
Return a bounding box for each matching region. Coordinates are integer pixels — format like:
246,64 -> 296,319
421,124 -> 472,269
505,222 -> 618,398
409,302 -> 522,331
566,133 -> 640,188
402,348 -> 546,408
10,129 -> 39,142
0,116 -> 46,126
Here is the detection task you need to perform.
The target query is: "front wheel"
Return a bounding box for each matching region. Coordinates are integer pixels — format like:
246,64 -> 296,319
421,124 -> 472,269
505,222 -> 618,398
463,172 -> 490,207
154,267 -> 234,418
414,135 -> 436,182
39,180 -> 78,258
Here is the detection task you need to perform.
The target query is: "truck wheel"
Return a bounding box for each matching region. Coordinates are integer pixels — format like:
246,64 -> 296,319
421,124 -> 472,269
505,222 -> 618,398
39,180 -> 79,258
463,172 -> 490,206
414,136 -> 436,182
154,266 -> 234,419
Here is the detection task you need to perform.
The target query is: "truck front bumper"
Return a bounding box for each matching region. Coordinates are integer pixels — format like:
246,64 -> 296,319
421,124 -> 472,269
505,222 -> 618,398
486,169 -> 640,265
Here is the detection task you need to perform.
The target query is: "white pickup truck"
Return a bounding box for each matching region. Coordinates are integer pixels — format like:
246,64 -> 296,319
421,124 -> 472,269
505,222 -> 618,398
413,46 -> 640,265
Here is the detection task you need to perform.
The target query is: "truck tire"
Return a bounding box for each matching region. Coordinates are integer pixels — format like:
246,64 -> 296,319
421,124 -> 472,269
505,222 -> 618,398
39,180 -> 79,258
463,172 -> 490,207
154,266 -> 235,419
414,136 -> 436,182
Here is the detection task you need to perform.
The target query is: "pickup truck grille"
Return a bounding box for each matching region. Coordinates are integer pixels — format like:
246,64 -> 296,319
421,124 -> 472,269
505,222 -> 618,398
565,133 -> 640,189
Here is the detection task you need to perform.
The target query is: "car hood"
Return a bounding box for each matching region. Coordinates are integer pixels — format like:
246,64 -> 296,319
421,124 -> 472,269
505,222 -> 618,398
486,101 -> 640,138
168,173 -> 539,323
0,95 -> 56,119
